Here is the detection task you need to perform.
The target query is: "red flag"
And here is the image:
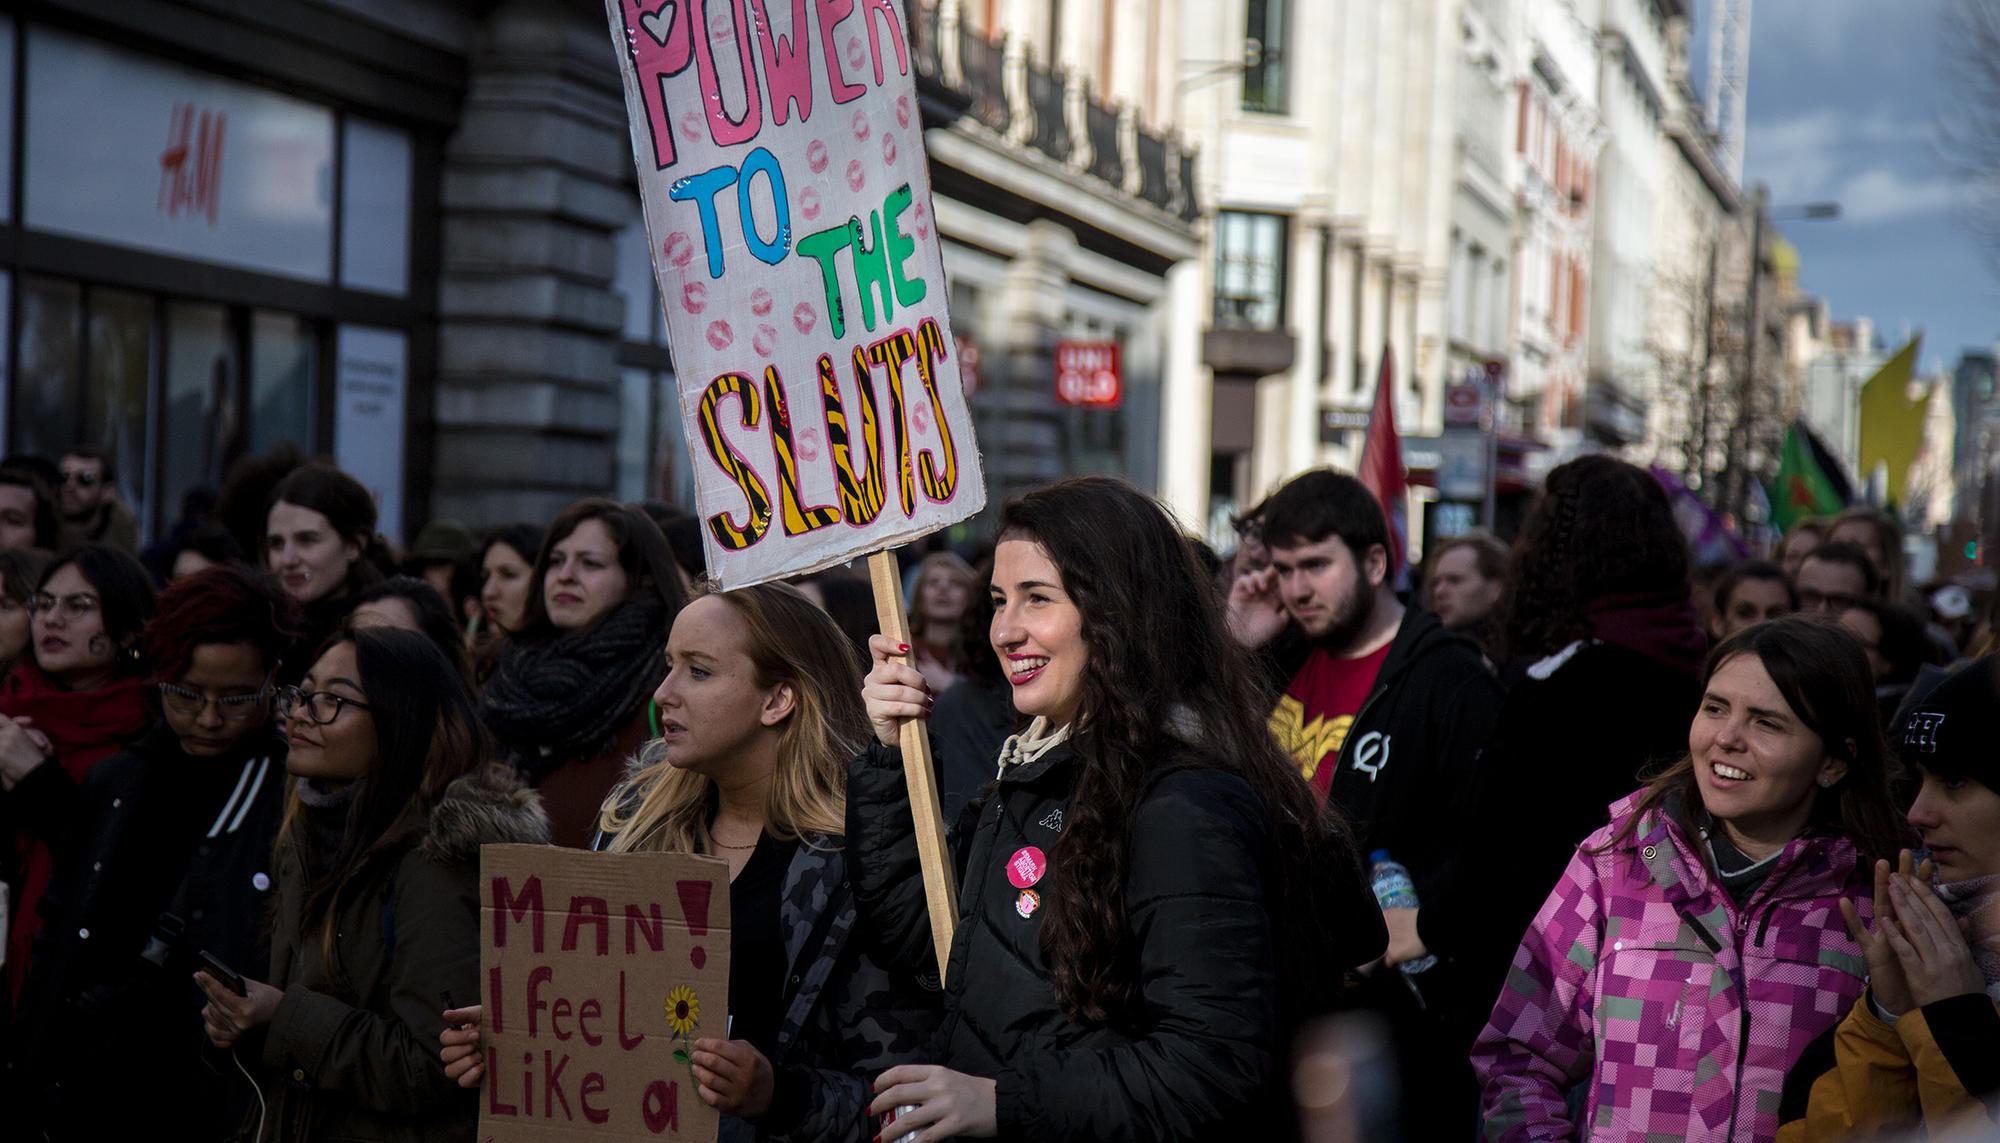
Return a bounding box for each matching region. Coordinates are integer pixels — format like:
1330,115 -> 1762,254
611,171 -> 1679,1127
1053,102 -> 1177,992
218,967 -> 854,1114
1357,344 -> 1409,589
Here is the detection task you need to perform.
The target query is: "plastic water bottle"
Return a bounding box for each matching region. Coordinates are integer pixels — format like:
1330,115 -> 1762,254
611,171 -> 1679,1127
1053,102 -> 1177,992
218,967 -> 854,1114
1369,850 -> 1438,974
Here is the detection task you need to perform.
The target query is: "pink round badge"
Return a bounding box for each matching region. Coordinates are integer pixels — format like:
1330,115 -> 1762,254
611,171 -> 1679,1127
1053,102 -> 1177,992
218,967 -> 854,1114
1006,846 -> 1047,890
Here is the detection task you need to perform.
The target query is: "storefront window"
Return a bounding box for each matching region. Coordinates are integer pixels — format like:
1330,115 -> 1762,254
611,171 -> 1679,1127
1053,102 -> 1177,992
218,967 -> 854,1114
86,290 -> 156,524
25,28 -> 336,281
161,303 -> 241,533
340,119 -> 412,296
616,210 -> 663,343
616,368 -> 653,502
250,311 -> 316,455
14,277 -> 82,463
0,20 -> 15,222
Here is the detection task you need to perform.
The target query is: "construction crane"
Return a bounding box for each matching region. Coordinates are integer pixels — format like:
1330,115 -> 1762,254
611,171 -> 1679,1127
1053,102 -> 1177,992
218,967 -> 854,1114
1706,0 -> 1752,182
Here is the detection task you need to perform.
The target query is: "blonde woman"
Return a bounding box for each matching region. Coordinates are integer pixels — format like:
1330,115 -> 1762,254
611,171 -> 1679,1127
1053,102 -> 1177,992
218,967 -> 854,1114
440,584 -> 939,1143
906,552 -> 976,692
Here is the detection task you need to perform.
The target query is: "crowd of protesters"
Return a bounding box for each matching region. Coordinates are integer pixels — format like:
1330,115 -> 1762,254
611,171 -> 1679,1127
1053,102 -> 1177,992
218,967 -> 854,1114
0,441 -> 1994,1143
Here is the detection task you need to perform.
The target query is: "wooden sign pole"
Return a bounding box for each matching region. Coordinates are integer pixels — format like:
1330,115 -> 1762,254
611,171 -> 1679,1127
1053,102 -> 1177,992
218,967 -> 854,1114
867,549 -> 961,982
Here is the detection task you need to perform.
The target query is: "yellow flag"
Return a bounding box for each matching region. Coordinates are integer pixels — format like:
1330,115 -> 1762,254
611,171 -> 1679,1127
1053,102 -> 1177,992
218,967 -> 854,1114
1857,335 -> 1925,503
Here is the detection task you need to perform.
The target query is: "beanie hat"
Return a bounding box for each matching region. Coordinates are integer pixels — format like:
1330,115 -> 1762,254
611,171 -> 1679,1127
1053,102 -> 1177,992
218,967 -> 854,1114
1897,654 -> 2000,791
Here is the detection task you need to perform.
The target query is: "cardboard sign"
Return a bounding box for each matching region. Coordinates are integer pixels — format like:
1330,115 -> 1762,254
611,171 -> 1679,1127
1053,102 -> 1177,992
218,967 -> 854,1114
605,0 -> 986,588
479,844 -> 731,1142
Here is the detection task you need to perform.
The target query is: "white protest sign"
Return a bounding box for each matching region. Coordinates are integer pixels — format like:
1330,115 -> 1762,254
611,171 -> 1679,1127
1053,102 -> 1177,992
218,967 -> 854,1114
605,0 -> 985,588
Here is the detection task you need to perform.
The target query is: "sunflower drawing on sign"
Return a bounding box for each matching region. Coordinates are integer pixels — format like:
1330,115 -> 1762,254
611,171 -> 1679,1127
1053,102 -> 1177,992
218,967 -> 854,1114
667,984 -> 701,1084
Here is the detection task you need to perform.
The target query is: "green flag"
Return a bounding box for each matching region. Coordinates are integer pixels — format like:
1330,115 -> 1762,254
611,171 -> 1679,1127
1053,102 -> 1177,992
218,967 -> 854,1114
1768,422 -> 1844,533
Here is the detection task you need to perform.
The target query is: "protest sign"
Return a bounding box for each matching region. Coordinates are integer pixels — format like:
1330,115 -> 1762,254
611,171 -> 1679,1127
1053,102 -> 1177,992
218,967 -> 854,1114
479,844 -> 731,1143
604,0 -> 987,590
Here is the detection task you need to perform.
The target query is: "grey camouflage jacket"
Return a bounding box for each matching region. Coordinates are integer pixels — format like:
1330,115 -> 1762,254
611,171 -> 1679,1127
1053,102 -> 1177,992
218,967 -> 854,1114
592,818 -> 940,1143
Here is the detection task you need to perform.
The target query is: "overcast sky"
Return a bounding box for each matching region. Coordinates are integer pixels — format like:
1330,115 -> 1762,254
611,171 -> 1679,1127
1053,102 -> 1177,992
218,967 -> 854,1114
1694,0 -> 1998,375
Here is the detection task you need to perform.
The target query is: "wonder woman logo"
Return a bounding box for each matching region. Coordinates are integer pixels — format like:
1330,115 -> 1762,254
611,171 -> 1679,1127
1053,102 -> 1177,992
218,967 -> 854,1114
1270,696 -> 1352,784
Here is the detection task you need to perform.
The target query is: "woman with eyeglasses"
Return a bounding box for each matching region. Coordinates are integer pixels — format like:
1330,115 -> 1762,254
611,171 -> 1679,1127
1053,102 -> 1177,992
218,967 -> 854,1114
0,544 -> 157,1002
195,627 -> 548,1143
4,566 -> 306,1139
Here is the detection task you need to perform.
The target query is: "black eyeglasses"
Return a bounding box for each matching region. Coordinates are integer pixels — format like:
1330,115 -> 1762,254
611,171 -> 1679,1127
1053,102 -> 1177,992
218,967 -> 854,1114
275,685 -> 373,725
60,470 -> 101,487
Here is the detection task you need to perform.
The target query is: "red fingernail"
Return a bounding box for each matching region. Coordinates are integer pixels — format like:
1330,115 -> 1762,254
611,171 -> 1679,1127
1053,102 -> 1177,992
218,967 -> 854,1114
897,643 -> 910,653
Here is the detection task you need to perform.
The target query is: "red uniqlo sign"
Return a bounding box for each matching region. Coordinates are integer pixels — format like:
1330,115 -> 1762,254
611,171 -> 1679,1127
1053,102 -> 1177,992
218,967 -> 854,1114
1054,341 -> 1122,408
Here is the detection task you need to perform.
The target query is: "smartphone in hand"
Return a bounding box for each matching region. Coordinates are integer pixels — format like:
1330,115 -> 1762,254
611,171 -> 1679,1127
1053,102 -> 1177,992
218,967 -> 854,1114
198,950 -> 248,997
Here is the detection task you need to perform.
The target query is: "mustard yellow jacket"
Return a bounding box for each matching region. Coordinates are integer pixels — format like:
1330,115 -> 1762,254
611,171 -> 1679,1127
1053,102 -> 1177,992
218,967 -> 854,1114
1779,991 -> 2000,1141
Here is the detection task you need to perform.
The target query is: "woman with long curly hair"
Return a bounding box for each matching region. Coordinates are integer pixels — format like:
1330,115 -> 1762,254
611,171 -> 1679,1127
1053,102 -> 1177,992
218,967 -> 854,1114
439,584 -> 938,1142
849,476 -> 1381,1141
1393,455 -> 1710,1062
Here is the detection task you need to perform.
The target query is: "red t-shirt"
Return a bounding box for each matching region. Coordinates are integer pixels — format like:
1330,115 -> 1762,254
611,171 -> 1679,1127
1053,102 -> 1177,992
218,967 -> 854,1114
1269,640 -> 1393,801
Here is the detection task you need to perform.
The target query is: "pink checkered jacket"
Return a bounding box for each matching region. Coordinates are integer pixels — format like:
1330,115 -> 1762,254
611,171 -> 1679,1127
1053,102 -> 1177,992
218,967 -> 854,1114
1473,791 -> 1872,1142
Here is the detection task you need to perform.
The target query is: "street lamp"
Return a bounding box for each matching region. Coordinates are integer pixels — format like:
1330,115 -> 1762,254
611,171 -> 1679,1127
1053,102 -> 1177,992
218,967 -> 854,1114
1731,186 -> 1841,520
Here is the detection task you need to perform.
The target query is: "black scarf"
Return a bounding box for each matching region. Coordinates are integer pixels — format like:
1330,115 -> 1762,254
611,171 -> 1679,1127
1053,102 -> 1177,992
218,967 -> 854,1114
481,596 -> 667,779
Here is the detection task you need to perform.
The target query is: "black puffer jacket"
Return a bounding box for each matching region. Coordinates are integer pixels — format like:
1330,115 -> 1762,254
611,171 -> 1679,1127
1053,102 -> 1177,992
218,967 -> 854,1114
849,737 -> 1379,1141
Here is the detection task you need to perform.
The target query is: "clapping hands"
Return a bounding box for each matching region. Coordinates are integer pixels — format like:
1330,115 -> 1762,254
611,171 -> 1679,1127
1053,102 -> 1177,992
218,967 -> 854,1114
1842,849 -> 1987,1018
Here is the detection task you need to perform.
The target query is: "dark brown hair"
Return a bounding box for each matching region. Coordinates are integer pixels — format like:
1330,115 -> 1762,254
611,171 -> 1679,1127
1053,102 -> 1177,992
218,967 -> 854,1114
263,463 -> 393,589
1601,616 -> 1911,865
1494,456 -> 1691,662
279,628 -> 487,965
515,499 -> 687,640
1000,477 -> 1367,1026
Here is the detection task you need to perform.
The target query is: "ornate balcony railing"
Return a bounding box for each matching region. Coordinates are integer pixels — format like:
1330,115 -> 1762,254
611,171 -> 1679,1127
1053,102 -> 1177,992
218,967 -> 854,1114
907,0 -> 1196,222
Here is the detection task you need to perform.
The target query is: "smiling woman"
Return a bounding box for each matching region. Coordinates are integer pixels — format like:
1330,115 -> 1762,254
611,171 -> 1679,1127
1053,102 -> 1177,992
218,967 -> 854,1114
1474,617 -> 1912,1143
0,544 -> 158,998
848,477 -> 1383,1142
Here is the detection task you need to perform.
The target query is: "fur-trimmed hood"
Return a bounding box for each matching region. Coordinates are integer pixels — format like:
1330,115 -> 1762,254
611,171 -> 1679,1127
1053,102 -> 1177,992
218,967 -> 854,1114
422,762 -> 551,864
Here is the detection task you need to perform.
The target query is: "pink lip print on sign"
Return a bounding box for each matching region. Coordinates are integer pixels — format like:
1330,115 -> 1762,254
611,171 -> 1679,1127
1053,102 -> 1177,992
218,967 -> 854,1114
750,288 -> 773,317
846,159 -> 867,193
681,281 -> 708,314
1006,846 -> 1047,890
807,139 -> 829,174
664,231 -> 695,268
705,321 -> 733,350
882,134 -> 898,165
752,324 -> 777,357
851,108 -> 871,142
799,186 -> 822,221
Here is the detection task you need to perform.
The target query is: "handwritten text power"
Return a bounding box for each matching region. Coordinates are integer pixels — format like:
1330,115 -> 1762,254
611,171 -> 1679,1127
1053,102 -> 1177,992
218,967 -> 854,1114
625,0 -> 908,171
